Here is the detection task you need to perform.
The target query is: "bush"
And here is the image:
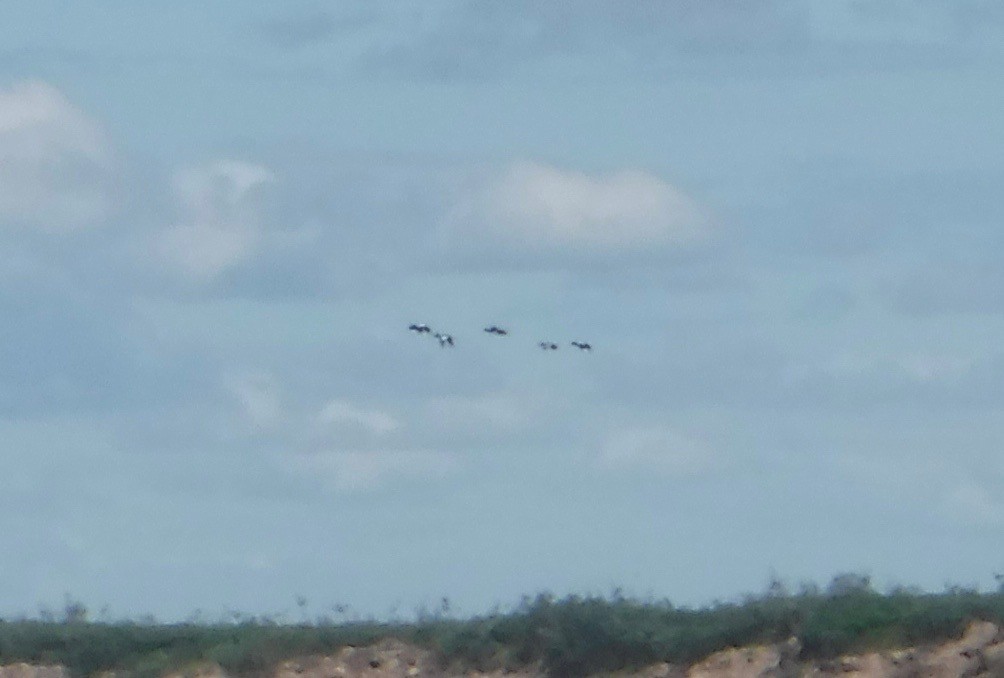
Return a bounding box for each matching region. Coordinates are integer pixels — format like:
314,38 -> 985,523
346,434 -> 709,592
2,581 -> 1004,677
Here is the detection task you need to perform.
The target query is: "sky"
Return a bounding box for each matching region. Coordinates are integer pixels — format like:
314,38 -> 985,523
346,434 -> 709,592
2,0 -> 1004,622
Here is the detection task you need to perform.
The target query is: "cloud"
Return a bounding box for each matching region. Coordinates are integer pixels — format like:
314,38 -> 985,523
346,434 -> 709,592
317,399 -> 401,436
422,393 -> 533,434
442,161 -> 711,265
895,352 -> 975,383
0,80 -> 115,231
293,449 -> 457,492
156,160 -> 274,280
768,349 -> 1004,413
230,373 -> 284,430
261,1 -> 1000,82
940,481 -> 1004,527
115,372 -> 454,496
349,1 -> 809,80
798,351 -> 977,387
837,451 -> 1004,528
596,426 -> 716,476
215,382 -> 458,493
146,151 -> 437,300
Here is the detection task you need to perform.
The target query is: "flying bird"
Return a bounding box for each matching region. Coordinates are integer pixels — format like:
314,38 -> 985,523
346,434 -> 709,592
571,341 -> 592,351
434,333 -> 455,347
539,341 -> 559,351
484,326 -> 508,336
409,324 -> 432,334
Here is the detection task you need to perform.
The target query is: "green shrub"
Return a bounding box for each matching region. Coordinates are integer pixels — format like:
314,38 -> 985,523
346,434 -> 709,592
3,580 -> 1004,677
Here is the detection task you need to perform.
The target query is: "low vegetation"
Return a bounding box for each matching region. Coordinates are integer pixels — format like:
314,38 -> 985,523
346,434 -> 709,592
2,576 -> 1004,677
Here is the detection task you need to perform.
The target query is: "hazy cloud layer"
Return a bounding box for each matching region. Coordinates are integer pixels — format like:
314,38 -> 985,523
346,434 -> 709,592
2,0 -> 1003,619
260,0 -> 1004,80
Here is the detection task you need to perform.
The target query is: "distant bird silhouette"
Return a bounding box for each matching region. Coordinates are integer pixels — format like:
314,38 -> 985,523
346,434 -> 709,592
484,325 -> 508,336
434,333 -> 455,347
539,341 -> 559,351
571,341 -> 592,351
409,324 -> 431,334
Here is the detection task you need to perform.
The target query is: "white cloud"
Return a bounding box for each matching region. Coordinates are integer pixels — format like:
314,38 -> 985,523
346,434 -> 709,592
596,425 -> 716,476
0,80 -> 115,231
317,399 -> 401,436
221,383 -> 444,491
940,482 -> 1004,527
443,161 -> 710,260
422,392 -> 533,433
294,449 -> 456,492
230,373 -> 283,430
793,351 -> 976,386
838,452 -> 1004,528
157,160 -> 273,279
896,352 -> 974,383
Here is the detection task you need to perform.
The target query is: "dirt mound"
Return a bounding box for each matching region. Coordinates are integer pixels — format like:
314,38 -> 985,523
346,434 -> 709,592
276,639 -> 441,678
686,636 -> 801,678
678,620 -> 1004,678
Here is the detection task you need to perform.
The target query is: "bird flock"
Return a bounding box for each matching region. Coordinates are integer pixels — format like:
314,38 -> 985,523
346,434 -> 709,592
409,324 -> 591,352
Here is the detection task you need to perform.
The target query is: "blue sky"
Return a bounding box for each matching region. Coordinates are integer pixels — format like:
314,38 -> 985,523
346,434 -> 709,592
2,0 -> 1004,621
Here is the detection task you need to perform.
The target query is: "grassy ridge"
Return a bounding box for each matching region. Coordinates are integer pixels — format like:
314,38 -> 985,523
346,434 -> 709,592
3,578 -> 1004,677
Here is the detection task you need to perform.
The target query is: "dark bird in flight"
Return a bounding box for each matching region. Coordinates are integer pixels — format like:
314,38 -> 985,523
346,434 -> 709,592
484,325 -> 508,336
571,341 -> 592,351
409,324 -> 432,334
434,333 -> 455,347
539,341 -> 559,351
